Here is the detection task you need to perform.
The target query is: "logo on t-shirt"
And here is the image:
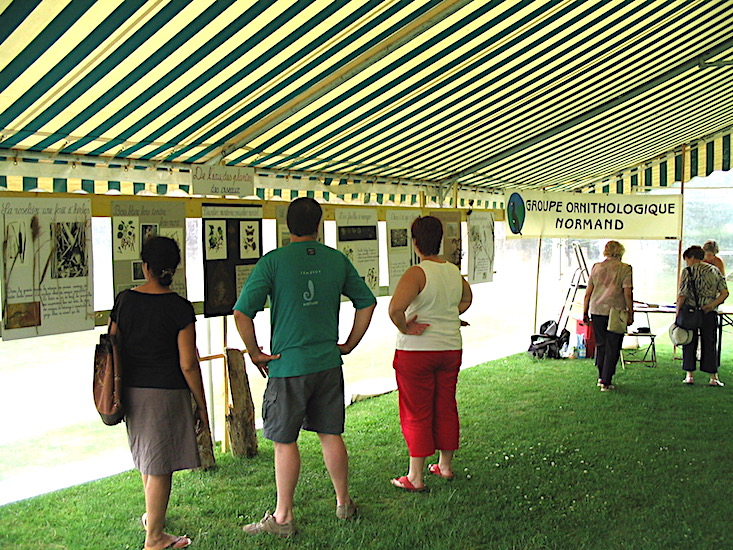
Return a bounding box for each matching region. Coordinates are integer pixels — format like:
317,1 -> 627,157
303,280 -> 318,306
307,248 -> 316,255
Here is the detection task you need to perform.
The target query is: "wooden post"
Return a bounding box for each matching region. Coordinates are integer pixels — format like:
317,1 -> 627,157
225,348 -> 258,457
192,396 -> 216,470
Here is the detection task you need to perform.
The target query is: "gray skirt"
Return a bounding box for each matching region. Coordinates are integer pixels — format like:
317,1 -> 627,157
125,387 -> 201,475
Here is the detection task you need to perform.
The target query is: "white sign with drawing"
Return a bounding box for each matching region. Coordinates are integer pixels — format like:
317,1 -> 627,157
467,211 -> 495,283
111,201 -> 187,298
335,208 -> 379,294
386,209 -> 419,294
0,198 -> 93,340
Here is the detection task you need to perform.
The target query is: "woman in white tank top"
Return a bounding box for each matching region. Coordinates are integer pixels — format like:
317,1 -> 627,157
387,216 -> 472,492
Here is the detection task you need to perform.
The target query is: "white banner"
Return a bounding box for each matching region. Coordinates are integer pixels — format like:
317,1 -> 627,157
0,198 -> 93,339
504,191 -> 682,239
0,160 -> 192,186
386,209 -> 419,294
191,165 -> 255,196
467,211 -> 495,283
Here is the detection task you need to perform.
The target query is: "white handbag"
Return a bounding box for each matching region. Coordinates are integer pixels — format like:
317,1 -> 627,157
608,307 -> 628,334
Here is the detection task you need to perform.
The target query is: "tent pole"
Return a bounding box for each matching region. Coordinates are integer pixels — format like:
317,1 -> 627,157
676,144 -> 687,284
533,236 -> 543,332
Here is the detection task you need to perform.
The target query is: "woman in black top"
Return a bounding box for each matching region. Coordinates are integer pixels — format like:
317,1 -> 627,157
110,237 -> 208,550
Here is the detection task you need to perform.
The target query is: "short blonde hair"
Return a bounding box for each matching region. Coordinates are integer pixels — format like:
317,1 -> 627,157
604,240 -> 625,258
703,239 -> 719,255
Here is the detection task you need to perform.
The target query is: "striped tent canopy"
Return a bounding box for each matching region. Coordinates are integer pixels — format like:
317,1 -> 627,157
1,0 -> 732,198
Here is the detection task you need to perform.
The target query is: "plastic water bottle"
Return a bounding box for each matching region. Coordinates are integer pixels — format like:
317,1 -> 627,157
577,335 -> 586,359
560,341 -> 569,358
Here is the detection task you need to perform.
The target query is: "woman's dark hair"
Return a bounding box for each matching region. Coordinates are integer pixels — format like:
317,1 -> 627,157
287,197 -> 322,237
141,236 -> 180,286
683,245 -> 704,261
411,216 -> 443,256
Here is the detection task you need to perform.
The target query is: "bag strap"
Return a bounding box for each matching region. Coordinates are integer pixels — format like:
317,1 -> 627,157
612,264 -> 631,312
108,289 -> 127,376
685,266 -> 700,307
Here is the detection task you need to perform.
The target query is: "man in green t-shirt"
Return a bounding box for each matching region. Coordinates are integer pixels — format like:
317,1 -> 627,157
234,198 -> 376,537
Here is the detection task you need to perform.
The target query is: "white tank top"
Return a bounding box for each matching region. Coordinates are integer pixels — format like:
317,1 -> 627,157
396,260 -> 463,351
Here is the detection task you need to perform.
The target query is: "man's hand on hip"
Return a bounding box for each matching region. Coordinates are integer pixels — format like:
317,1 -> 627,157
248,348 -> 281,377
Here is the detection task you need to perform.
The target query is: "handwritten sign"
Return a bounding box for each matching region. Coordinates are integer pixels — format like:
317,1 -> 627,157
191,165 -> 255,196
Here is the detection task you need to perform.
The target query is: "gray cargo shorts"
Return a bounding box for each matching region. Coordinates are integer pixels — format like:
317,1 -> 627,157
262,366 -> 345,443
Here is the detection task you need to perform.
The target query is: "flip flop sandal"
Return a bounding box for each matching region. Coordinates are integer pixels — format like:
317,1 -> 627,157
166,537 -> 191,549
143,536 -> 191,550
141,513 -> 148,530
428,464 -> 454,481
390,476 -> 428,492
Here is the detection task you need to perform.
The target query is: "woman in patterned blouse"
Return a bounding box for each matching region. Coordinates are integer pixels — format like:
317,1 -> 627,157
677,245 -> 729,385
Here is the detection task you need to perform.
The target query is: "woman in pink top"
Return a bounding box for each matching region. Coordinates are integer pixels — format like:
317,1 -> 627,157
702,239 -> 725,276
387,216 -> 472,492
582,241 -> 634,392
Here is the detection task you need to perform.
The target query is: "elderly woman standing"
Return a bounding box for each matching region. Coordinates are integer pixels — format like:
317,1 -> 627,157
388,216 -> 472,492
702,239 -> 725,276
110,237 -> 208,550
678,245 -> 729,386
583,241 -> 634,392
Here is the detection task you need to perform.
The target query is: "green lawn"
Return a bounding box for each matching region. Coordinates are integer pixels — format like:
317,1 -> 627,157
2,338 -> 732,550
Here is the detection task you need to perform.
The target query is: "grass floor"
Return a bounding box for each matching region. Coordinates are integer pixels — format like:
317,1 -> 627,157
2,340 -> 733,550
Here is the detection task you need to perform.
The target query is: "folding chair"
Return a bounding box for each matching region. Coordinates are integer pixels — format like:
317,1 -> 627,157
620,310 -> 657,368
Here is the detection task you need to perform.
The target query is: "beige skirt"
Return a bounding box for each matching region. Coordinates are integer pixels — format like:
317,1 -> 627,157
124,387 -> 200,475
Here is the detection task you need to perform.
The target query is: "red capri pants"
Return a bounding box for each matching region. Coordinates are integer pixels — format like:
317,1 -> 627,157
393,349 -> 462,457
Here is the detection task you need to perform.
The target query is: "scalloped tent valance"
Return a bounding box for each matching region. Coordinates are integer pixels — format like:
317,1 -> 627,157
1,0 -> 731,201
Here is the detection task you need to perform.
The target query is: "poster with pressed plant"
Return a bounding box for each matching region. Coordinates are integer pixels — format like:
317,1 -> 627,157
201,204 -> 262,318
111,201 -> 187,298
0,197 -> 93,340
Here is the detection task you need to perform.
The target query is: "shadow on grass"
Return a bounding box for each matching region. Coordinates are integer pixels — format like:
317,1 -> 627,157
2,338 -> 733,549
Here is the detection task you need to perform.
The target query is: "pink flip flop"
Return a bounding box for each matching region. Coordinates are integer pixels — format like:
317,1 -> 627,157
428,464 -> 454,481
390,475 -> 428,492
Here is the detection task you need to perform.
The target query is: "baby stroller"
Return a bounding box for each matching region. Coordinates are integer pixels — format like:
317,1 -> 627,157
528,320 -> 570,359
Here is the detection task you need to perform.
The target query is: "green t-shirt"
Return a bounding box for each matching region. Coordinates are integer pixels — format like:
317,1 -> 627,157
233,241 -> 376,377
